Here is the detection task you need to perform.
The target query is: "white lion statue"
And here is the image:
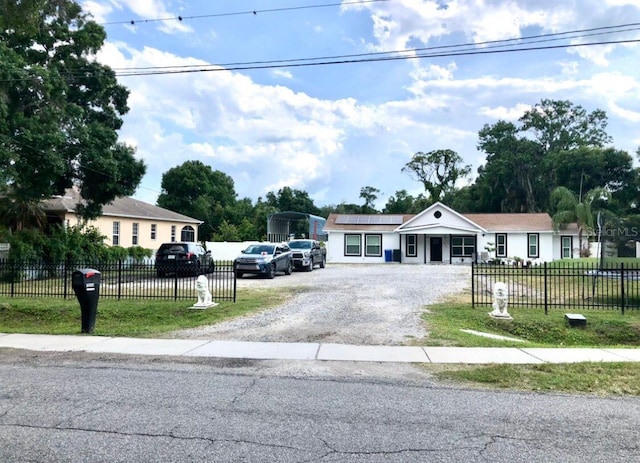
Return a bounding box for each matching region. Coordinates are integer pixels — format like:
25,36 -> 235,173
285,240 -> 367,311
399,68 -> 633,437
193,274 -> 214,308
489,281 -> 512,319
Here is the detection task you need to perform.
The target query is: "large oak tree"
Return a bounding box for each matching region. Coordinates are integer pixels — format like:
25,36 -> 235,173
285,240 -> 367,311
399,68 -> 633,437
0,0 -> 145,221
465,99 -> 637,214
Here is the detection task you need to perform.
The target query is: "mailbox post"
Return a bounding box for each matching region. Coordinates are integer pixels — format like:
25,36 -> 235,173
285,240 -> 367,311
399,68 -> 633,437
72,268 -> 101,333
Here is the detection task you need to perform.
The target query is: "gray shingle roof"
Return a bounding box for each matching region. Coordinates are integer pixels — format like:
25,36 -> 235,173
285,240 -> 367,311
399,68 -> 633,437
42,188 -> 201,224
325,211 -> 577,233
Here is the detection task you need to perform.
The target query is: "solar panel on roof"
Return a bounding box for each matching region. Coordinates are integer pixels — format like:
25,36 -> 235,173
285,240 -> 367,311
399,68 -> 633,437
335,215 -> 403,225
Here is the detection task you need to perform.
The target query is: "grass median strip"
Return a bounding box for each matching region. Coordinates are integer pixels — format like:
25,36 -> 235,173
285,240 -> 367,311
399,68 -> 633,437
431,363 -> 640,396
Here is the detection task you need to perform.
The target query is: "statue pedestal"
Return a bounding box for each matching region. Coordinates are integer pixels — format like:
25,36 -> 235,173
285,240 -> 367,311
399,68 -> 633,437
190,302 -> 218,310
489,310 -> 513,320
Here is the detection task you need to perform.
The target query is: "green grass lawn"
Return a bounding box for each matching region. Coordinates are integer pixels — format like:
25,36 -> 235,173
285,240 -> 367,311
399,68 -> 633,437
421,302 -> 640,347
0,288 -> 295,337
421,298 -> 640,395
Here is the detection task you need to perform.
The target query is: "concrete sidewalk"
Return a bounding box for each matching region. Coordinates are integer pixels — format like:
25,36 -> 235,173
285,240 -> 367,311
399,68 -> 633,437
2,332 -> 640,364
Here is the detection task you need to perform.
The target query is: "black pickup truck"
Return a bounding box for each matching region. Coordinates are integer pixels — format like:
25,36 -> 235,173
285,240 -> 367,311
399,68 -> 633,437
288,239 -> 326,271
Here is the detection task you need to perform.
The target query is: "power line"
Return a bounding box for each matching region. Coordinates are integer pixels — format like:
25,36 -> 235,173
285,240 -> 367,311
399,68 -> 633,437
112,37 -> 640,78
0,22 -> 638,85
101,0 -> 390,26
109,22 -> 640,73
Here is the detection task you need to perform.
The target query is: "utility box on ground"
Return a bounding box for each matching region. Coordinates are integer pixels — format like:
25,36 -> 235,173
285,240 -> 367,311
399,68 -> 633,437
72,268 -> 101,334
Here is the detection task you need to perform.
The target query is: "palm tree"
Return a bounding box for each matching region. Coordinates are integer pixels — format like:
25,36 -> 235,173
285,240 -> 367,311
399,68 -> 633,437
0,189 -> 47,232
550,186 -> 610,257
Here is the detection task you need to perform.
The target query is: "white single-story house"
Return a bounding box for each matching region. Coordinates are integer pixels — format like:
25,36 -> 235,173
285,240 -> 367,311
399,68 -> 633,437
324,202 -> 580,264
42,188 -> 203,249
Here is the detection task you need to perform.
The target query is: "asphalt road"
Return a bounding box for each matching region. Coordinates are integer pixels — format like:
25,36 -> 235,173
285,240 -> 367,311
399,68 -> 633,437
1,350 -> 638,463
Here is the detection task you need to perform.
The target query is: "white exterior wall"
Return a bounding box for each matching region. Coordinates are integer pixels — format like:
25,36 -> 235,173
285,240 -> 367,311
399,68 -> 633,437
328,231 -> 582,264
476,232 -> 571,263
326,231 -> 400,263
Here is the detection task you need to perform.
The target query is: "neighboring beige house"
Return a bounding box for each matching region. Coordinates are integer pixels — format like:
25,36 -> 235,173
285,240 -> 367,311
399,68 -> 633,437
324,201 -> 580,264
42,188 -> 202,249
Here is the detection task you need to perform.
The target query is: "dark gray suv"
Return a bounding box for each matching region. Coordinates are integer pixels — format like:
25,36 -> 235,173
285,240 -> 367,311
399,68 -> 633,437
155,242 -> 214,277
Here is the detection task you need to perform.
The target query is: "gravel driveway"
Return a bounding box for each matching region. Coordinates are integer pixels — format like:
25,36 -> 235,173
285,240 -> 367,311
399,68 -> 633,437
171,264 -> 471,346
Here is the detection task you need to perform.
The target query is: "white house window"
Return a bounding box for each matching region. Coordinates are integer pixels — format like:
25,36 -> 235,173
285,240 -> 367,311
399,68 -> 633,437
132,223 -> 139,246
171,225 -> 176,242
345,234 -> 361,256
365,234 -> 382,257
181,225 -> 195,242
406,234 -> 417,257
496,233 -> 507,258
528,233 -> 539,258
451,236 -> 474,257
561,236 -> 572,258
112,221 -> 120,245
150,224 -> 157,240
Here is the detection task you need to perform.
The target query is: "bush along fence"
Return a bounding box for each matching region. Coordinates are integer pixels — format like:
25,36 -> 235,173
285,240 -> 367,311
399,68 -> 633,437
472,262 -> 640,314
0,259 -> 236,302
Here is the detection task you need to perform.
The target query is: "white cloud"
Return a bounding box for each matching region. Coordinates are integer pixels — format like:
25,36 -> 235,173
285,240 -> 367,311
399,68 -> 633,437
342,0 -> 635,67
87,0 -> 192,34
272,69 -> 293,79
82,0 -> 116,22
479,103 -> 531,121
609,103 -> 640,123
556,60 -> 580,76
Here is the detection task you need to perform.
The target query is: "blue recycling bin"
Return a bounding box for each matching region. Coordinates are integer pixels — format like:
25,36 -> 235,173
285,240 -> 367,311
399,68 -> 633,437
384,249 -> 393,262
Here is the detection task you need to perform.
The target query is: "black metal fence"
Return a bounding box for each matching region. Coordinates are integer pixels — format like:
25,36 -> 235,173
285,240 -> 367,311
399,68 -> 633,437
472,262 -> 640,314
0,259 -> 236,302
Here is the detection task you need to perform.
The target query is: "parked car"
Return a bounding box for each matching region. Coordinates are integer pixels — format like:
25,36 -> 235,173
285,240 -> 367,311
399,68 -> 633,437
288,239 -> 326,271
155,242 -> 214,277
234,243 -> 293,279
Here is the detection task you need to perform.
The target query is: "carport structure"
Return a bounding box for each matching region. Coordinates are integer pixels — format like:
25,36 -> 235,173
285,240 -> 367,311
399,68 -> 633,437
267,211 -> 327,242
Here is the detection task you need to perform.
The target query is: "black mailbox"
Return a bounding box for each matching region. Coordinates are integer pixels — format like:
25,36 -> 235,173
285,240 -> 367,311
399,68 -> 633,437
72,268 -> 101,334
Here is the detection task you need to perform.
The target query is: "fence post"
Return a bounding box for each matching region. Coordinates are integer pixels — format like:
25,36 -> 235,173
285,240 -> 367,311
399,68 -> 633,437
471,262 -> 475,308
10,261 -> 15,298
544,262 -> 548,315
173,259 -> 179,301
621,262 -> 625,315
118,259 -> 123,301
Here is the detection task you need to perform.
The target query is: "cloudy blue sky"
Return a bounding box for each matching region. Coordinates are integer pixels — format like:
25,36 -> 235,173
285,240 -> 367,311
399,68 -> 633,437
83,0 -> 640,209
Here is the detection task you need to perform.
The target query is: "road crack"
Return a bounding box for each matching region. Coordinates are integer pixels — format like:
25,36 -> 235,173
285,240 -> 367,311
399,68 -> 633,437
1,422 -> 305,453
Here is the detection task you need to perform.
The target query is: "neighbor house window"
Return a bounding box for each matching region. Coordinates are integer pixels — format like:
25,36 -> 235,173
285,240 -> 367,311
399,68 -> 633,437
528,233 -> 539,258
365,234 -> 382,257
132,223 -> 139,246
112,221 -> 120,245
406,234 -> 417,257
171,225 -> 176,242
451,236 -> 475,257
181,225 -> 195,242
150,224 -> 157,240
496,233 -> 507,258
345,234 -> 361,256
561,236 -> 572,259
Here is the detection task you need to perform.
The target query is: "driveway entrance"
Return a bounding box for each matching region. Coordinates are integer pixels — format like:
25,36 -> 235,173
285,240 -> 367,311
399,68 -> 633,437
172,264 -> 471,346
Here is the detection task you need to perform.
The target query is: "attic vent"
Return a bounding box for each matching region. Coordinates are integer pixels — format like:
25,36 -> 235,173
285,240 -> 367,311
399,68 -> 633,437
434,211 -> 442,219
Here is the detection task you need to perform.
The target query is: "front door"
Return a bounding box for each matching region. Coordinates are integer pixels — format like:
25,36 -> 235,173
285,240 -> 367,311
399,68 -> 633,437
430,237 -> 442,262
